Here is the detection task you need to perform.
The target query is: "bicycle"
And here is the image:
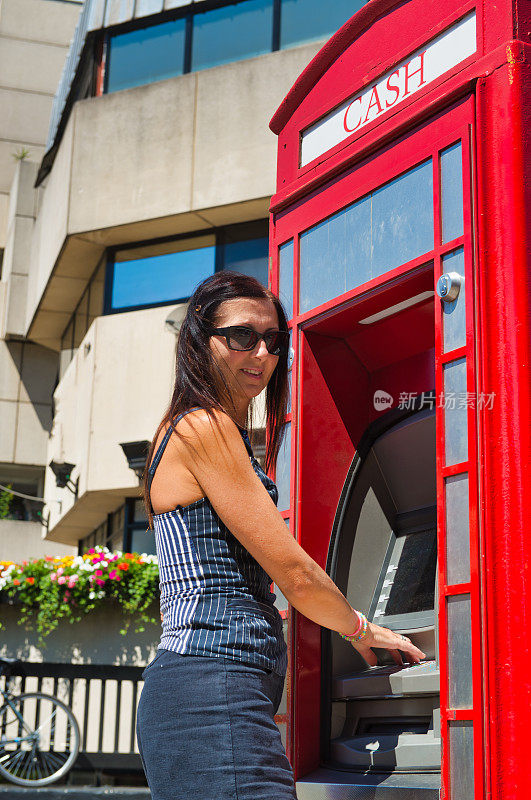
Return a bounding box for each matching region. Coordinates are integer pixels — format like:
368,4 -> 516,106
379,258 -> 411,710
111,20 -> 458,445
0,657 -> 80,786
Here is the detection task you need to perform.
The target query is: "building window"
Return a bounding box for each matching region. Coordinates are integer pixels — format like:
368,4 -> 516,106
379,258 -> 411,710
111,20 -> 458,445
0,467 -> 44,523
279,0 -> 363,48
79,504 -> 126,555
108,234 -> 216,312
124,499 -> 156,556
191,0 -> 274,72
106,17 -> 186,93
105,220 -> 269,314
105,0 -> 369,94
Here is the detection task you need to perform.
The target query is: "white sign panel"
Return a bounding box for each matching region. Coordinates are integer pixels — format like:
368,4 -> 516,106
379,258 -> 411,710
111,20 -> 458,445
301,12 -> 476,167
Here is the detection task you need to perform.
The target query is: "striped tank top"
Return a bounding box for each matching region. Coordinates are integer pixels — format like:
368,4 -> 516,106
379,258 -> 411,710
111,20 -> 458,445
147,408 -> 288,677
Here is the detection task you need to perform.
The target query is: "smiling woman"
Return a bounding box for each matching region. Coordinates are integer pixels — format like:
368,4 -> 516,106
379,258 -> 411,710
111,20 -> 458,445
135,271 -> 425,800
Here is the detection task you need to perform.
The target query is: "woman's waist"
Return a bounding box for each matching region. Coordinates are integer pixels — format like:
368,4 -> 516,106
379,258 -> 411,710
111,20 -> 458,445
161,590 -> 281,621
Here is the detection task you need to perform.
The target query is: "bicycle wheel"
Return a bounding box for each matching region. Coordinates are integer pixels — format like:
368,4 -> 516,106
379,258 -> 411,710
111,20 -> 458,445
0,692 -> 80,786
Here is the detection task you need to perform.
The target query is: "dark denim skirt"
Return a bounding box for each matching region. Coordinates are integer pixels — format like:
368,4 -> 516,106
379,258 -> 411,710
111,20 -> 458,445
136,648 -> 297,800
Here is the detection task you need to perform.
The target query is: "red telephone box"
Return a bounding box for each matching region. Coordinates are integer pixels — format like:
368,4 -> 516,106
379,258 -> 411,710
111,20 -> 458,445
269,2 -> 531,799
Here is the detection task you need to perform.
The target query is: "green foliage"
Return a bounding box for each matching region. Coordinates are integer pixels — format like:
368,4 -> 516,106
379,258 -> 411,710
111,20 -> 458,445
0,547 -> 159,643
0,485 -> 14,519
12,147 -> 30,161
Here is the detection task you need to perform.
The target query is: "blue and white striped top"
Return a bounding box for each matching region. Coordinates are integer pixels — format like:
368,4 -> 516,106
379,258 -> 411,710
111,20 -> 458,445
147,409 -> 288,677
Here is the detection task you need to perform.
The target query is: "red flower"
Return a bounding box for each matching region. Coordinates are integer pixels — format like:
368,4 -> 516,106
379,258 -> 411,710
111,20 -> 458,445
26,577 -> 35,585
13,579 -> 20,586
118,563 -> 129,571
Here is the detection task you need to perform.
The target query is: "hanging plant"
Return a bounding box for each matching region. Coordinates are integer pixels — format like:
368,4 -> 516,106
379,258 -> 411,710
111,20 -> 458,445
0,547 -> 159,641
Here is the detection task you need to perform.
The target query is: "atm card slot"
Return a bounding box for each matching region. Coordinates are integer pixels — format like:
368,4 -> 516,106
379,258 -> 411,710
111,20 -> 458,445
333,659 -> 438,699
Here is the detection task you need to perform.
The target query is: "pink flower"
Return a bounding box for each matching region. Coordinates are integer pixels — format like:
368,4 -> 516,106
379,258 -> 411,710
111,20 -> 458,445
57,567 -> 64,575
109,570 -> 118,580
50,573 -> 57,581
68,577 -> 77,588
95,578 -> 105,586
87,549 -> 96,554
57,576 -> 66,585
95,569 -> 103,576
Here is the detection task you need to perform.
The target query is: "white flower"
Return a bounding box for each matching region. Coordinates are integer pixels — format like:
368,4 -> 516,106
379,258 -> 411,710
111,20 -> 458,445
89,591 -> 96,599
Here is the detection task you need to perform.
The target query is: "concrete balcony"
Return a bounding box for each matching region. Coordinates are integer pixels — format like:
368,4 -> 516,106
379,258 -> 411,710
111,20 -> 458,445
0,519 -> 75,560
44,303 -> 183,545
25,42 -> 322,351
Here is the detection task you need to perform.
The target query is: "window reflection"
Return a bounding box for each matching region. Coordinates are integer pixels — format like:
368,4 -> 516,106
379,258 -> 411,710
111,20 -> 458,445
280,0 -> 364,48
279,240 -> 294,319
107,221 -> 269,312
276,422 -> 291,512
107,18 -> 186,93
300,160 -> 433,313
192,0 -> 274,72
105,0 -> 369,95
111,236 -> 216,310
440,142 -> 464,243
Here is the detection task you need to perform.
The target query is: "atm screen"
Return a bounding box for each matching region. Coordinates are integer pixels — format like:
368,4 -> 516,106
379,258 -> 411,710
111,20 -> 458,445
384,528 -> 437,616
370,522 -> 437,629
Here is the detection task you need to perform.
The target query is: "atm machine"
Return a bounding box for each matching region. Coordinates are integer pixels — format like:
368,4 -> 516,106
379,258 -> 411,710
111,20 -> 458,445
268,1 -> 531,799
326,404 -> 439,777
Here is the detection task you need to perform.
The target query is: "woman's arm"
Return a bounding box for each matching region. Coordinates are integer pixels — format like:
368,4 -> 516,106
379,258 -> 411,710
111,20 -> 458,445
171,409 -> 425,666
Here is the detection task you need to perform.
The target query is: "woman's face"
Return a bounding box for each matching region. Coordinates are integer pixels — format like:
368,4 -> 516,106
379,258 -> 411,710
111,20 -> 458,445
209,297 -> 280,408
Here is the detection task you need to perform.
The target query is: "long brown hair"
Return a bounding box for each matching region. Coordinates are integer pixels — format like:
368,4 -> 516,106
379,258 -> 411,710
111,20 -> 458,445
143,271 -> 290,527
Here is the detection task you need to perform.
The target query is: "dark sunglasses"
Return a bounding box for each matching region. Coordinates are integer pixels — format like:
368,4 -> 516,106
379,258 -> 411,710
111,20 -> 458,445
210,325 -> 289,356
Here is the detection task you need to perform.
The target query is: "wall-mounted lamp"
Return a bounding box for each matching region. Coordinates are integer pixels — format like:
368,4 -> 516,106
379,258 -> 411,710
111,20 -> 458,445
49,460 -> 78,497
120,441 -> 150,480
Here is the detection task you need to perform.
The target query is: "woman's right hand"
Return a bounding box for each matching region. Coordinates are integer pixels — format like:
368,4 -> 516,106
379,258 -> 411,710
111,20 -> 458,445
349,622 -> 426,667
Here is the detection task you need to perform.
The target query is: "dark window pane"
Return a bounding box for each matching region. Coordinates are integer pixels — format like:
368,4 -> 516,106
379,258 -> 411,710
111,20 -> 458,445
192,0 -> 274,72
130,528 -> 157,556
107,18 -> 186,93
280,0 -> 364,49
110,237 -> 216,310
223,237 -> 268,285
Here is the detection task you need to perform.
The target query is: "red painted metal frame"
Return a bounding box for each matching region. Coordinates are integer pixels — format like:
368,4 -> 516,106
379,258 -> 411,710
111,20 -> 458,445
473,51 -> 531,800
269,1 -> 531,796
433,106 -> 485,800
271,96 -> 484,791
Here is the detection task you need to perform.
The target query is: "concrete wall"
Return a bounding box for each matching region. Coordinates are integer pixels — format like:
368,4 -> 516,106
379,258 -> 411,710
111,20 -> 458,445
0,338 -> 57,466
1,160 -> 39,338
1,602 -> 159,665
25,42 -> 322,348
0,0 -> 82,249
45,303 -> 182,543
0,519 -> 75,561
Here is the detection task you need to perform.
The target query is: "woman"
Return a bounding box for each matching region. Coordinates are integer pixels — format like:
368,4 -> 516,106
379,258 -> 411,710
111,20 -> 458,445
136,271 -> 425,800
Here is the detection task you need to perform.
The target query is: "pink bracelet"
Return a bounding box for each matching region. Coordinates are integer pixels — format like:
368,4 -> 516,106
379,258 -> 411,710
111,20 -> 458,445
341,610 -> 363,640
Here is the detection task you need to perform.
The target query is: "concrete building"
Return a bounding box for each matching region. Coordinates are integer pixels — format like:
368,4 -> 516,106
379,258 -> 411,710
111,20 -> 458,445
0,0 -> 83,559
0,0 -> 361,559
